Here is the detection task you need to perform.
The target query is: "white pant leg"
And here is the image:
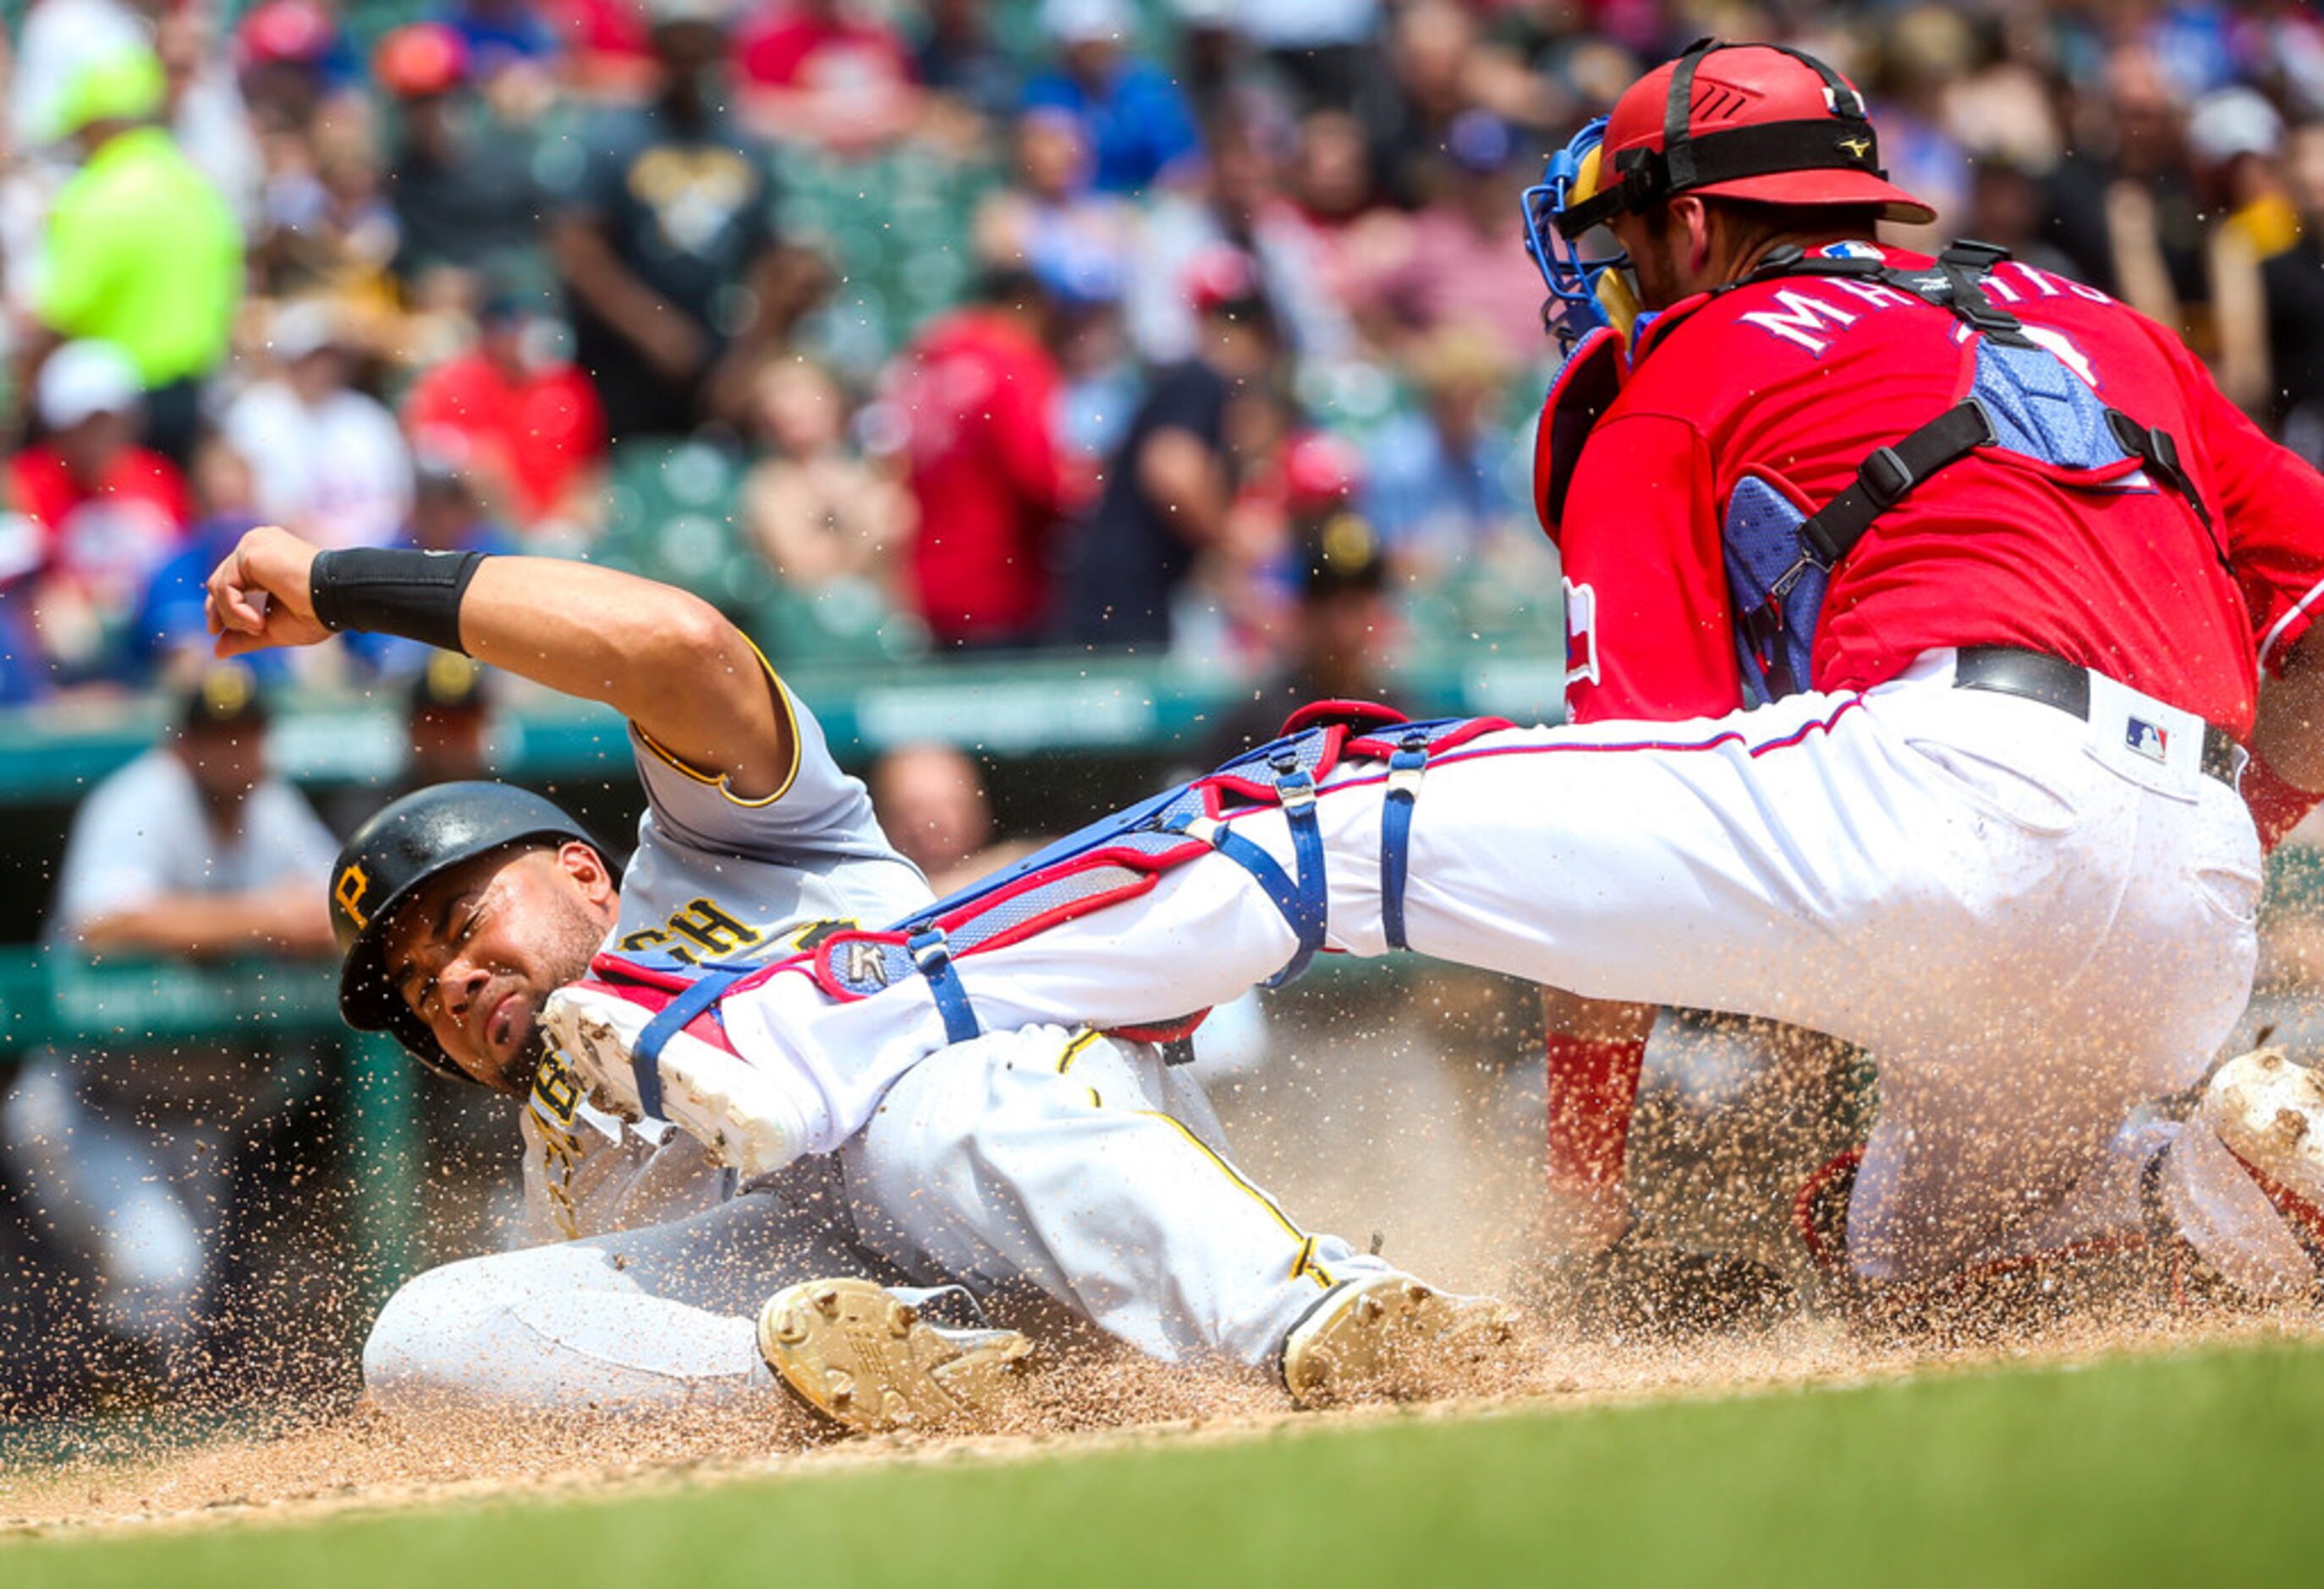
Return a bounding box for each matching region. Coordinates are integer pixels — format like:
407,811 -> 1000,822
732,657 -> 2255,1284
743,659 -> 2229,1085
1375,666 -> 2256,1281
840,1025 -> 1390,1369
1373,669 -> 2240,1037
364,1164 -> 904,1413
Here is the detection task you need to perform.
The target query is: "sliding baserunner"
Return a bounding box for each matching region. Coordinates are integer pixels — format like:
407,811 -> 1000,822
206,528 -> 1512,1432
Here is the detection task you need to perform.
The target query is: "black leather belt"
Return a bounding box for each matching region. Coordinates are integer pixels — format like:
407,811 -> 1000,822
1953,646 -> 2239,786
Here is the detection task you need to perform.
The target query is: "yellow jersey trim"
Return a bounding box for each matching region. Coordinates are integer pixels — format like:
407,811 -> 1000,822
631,636 -> 803,808
1135,1108 -> 1330,1286
1056,1027 -> 1104,1074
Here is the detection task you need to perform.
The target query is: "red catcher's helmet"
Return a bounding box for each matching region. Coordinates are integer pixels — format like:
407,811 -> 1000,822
1558,39 -> 1934,238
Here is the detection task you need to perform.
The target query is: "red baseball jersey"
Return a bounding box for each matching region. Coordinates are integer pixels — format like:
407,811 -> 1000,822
1549,245 -> 2324,737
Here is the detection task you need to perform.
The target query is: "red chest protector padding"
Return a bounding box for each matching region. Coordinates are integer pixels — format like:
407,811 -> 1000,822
1532,324 -> 1629,545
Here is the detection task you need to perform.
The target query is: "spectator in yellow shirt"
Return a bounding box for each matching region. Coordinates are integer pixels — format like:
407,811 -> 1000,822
27,47 -> 244,466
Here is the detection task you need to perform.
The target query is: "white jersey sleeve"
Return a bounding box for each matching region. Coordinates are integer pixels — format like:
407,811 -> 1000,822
610,672 -> 933,966
630,674 -> 904,863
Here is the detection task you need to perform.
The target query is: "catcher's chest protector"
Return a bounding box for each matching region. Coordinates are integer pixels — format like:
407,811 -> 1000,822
1707,242 -> 2219,703
1532,322 -> 1631,547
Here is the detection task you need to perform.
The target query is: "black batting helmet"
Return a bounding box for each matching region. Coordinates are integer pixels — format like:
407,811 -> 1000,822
331,781 -> 620,1080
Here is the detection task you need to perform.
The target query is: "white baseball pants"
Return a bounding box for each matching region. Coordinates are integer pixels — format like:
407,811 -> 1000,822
722,650 -> 2261,1284
364,1032 -> 1387,1409
364,1157 -> 894,1412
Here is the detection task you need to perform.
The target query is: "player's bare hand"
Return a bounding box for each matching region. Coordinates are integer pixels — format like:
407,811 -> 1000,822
206,525 -> 330,656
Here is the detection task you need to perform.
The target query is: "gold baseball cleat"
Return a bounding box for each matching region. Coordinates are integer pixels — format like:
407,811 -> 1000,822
1280,1271 -> 1518,1409
758,1278 -> 1034,1436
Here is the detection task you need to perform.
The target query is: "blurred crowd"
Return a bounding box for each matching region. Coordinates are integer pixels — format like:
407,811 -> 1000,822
14,0 -> 2324,1410
0,0 -> 1549,707
3,0 -> 2322,702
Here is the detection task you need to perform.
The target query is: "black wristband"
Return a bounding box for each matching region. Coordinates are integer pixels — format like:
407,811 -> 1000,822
310,548 -> 486,654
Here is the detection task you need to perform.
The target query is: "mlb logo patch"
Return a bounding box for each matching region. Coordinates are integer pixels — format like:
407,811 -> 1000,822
2126,718 -> 2170,762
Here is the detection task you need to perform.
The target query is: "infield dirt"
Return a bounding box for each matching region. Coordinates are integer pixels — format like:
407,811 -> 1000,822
4,979 -> 2316,1539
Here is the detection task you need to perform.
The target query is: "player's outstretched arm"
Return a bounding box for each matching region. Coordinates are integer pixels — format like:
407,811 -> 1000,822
205,525 -> 794,798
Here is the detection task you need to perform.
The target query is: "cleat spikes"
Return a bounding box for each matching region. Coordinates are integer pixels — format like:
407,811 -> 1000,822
759,1278 -> 1033,1437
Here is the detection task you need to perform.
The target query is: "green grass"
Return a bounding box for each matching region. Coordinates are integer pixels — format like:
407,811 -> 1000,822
10,1339 -> 2324,1587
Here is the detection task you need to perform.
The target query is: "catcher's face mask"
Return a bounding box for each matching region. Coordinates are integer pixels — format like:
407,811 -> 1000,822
1522,117 -> 1644,353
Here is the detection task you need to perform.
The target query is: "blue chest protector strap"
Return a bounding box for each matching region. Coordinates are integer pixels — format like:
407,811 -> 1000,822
633,963 -> 756,1119
1380,732 -> 1430,951
1738,402 -> 1998,699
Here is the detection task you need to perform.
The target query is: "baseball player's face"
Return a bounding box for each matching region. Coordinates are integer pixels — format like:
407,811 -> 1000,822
378,844 -> 617,1094
1607,209 -> 1689,311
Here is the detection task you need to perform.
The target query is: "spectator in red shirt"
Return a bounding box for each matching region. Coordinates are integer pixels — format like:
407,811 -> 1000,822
887,267 -> 1077,650
733,0 -> 920,151
404,295 -> 608,545
8,340 -> 191,682
555,0 -> 657,100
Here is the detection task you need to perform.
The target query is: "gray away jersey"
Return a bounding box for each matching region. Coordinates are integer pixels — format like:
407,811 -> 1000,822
519,679 -> 931,1241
